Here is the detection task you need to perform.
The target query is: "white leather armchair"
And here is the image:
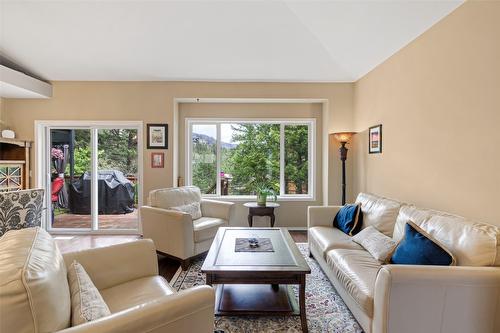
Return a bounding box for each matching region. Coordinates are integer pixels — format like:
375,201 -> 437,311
59,240 -> 215,333
0,227 -> 215,333
141,186 -> 234,269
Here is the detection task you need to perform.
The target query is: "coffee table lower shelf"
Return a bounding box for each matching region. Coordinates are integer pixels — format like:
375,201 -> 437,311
214,284 -> 300,316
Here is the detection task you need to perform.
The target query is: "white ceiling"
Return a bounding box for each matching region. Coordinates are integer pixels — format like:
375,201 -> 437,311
0,0 -> 463,82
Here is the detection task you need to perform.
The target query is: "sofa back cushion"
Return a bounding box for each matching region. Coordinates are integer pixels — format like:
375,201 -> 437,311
149,186 -> 202,210
0,227 -> 71,333
355,193 -> 402,237
394,205 -> 500,266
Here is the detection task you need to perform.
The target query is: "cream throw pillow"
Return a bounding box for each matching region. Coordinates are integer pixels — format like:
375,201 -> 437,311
352,226 -> 398,263
170,201 -> 202,220
67,261 -> 111,326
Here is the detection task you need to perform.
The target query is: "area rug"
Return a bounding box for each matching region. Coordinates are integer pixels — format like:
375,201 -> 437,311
171,243 -> 363,333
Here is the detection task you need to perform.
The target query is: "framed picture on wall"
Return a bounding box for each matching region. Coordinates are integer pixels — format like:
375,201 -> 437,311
369,124 -> 382,154
151,152 -> 165,168
147,124 -> 168,149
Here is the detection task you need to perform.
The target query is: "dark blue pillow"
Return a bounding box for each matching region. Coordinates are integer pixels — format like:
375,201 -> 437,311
333,204 -> 363,236
391,221 -> 455,266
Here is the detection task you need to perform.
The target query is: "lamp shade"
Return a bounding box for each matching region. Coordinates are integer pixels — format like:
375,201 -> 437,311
332,132 -> 356,143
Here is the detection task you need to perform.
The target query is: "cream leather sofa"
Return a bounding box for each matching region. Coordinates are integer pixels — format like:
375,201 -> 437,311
141,186 -> 234,269
0,227 -> 215,333
308,193 -> 500,333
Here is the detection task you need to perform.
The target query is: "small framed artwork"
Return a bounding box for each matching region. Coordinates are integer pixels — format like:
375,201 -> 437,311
151,152 -> 165,168
369,124 -> 382,154
147,124 -> 168,149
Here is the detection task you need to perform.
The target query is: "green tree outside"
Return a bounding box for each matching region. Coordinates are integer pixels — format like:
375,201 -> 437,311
192,123 -> 309,195
71,129 -> 138,176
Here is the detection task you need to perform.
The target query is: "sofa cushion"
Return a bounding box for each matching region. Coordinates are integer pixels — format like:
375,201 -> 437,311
100,276 -> 174,313
309,226 -> 363,258
333,203 -> 363,236
391,221 -> 456,266
352,226 -> 398,263
68,260 -> 111,326
0,227 -> 71,333
326,249 -> 381,316
394,205 -> 499,266
149,186 -> 201,210
193,217 -> 226,242
356,192 -> 402,237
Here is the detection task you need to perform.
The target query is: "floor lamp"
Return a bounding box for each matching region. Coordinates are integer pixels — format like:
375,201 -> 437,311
331,132 -> 356,205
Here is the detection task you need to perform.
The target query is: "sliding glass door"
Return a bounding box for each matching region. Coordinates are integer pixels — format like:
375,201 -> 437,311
40,122 -> 142,233
97,129 -> 139,230
50,129 -> 92,229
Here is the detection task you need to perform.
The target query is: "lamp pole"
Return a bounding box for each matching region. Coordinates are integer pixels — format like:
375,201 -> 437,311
339,142 -> 348,206
332,132 -> 355,206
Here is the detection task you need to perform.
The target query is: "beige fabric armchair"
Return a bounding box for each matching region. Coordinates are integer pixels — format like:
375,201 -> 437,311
0,227 -> 215,333
141,186 -> 234,269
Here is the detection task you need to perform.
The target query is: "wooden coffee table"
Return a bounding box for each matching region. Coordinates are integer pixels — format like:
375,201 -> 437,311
201,227 -> 311,332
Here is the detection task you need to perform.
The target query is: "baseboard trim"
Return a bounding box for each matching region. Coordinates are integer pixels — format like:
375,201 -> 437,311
285,227 -> 307,231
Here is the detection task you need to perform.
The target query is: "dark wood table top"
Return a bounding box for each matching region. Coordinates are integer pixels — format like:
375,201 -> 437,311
201,227 -> 310,274
243,202 -> 280,208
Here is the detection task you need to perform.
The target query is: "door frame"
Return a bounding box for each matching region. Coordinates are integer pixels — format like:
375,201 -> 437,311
35,120 -> 143,235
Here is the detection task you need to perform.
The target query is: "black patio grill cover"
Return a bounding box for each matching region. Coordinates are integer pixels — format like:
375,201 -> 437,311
69,170 -> 135,214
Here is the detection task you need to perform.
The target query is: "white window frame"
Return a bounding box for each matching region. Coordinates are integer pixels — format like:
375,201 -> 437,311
186,118 -> 315,201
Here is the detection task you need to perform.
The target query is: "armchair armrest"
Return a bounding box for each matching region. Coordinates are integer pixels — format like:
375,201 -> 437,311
373,265 -> 500,333
62,239 -> 158,290
307,206 -> 342,228
201,199 -> 234,221
140,206 -> 195,260
56,285 -> 215,333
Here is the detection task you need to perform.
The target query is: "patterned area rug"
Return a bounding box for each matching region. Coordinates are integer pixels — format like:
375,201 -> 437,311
171,243 -> 363,333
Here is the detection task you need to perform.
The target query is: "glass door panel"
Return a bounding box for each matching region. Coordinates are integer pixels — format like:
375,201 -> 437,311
191,124 -> 217,194
50,129 -> 92,229
97,129 -> 139,230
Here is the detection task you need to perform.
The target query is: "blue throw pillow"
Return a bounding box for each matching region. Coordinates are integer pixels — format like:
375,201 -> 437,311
333,203 -> 363,236
391,221 -> 456,266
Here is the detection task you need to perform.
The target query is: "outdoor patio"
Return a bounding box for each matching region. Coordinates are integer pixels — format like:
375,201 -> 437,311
52,209 -> 138,230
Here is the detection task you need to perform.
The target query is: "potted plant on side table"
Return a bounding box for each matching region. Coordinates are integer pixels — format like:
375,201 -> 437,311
254,184 -> 278,206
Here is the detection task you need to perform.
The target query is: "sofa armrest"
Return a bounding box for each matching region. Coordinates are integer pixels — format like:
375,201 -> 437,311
62,239 -> 158,291
307,206 -> 342,228
140,206 -> 195,260
201,199 -> 234,222
373,265 -> 500,333
56,285 -> 215,333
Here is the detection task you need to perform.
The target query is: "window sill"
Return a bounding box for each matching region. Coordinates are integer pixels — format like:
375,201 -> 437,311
202,195 -> 316,202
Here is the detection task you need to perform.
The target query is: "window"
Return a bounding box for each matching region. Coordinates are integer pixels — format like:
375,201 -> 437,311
187,119 -> 314,199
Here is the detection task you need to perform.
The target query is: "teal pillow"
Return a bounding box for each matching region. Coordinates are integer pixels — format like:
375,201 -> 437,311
391,221 -> 456,266
333,204 -> 363,236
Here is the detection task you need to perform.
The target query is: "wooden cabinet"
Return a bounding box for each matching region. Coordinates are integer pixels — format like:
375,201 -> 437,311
0,138 -> 32,192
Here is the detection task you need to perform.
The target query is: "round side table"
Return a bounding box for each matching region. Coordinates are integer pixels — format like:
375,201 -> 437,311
243,202 -> 280,227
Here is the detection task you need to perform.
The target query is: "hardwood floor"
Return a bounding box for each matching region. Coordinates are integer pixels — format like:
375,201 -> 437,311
289,230 -> 308,243
54,235 -> 140,253
52,209 -> 138,229
55,230 -> 308,282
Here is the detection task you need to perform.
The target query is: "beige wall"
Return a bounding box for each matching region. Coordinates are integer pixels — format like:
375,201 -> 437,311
178,102 -> 323,227
7,2 -> 495,229
3,81 -> 354,227
353,1 -> 500,225
0,98 -> 4,128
